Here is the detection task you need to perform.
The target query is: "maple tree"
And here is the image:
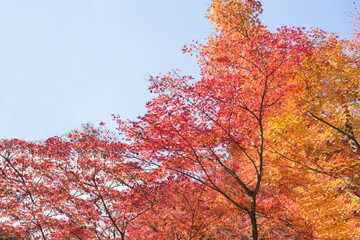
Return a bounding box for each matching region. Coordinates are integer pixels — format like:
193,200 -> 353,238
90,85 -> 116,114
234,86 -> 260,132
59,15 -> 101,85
265,29 -> 360,238
121,0 -> 310,239
0,125 -> 161,239
1,0 -> 360,239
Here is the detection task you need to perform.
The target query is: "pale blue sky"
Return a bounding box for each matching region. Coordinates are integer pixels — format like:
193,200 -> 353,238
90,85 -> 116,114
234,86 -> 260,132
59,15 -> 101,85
0,0 -> 356,141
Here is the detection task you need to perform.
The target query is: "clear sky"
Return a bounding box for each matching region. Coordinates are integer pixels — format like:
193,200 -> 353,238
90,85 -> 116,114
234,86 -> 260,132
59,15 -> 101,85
0,0 -> 357,141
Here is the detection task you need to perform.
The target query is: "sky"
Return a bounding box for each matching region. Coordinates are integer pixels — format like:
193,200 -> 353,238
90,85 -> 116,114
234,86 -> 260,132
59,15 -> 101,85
0,0 -> 357,141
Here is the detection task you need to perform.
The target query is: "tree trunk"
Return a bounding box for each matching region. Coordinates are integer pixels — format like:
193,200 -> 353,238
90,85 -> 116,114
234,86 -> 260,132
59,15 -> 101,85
250,195 -> 258,240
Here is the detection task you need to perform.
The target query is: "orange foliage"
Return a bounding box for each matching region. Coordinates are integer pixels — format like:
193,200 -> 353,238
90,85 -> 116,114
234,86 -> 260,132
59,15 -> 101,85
1,1 -> 360,239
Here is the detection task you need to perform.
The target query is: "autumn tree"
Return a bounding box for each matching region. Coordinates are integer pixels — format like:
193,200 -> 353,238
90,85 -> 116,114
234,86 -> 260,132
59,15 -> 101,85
120,0 -> 313,239
1,0 -> 360,239
265,28 -> 360,238
0,125 -> 162,239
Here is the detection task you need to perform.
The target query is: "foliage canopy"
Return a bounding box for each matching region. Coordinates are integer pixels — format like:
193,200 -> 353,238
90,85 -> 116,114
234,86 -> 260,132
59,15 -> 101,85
1,1 -> 360,239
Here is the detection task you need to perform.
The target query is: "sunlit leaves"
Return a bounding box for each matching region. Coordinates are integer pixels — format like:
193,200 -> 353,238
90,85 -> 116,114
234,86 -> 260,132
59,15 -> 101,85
1,0 -> 360,239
